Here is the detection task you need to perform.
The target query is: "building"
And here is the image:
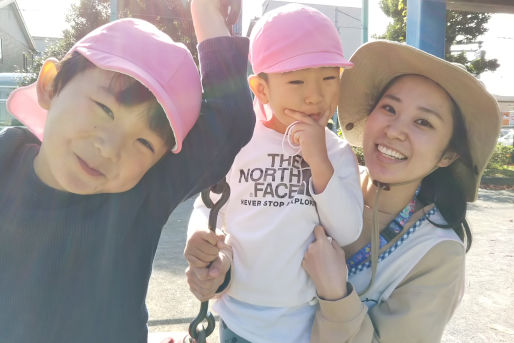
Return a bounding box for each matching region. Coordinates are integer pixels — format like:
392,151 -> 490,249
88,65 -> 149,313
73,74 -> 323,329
0,0 -> 36,72
496,95 -> 514,127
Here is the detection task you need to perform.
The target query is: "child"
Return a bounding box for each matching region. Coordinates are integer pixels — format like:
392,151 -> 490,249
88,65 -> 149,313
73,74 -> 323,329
186,4 -> 363,343
0,1 -> 254,342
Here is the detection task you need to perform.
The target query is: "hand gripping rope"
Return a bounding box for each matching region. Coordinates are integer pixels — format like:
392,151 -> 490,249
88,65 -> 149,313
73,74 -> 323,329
186,1 -> 240,341
187,178 -> 231,343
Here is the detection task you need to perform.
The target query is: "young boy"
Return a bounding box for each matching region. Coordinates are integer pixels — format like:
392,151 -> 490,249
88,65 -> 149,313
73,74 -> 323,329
0,1 -> 254,342
186,4 -> 363,343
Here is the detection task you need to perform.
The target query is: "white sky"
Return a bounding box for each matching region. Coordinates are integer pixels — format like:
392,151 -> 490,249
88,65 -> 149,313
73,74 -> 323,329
16,0 -> 514,96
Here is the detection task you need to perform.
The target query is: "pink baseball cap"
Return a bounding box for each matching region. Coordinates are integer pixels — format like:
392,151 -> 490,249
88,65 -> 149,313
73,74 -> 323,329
249,4 -> 353,74
7,18 -> 201,153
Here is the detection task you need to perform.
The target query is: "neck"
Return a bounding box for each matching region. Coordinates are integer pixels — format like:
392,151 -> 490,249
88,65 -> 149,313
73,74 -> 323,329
361,171 -> 420,216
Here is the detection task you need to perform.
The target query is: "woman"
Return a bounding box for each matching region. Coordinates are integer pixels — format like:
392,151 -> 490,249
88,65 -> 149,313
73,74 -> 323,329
302,40 -> 501,343
184,40 -> 501,343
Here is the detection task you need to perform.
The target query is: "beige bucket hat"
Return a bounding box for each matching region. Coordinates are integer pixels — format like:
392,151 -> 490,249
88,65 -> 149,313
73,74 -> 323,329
339,40 -> 501,202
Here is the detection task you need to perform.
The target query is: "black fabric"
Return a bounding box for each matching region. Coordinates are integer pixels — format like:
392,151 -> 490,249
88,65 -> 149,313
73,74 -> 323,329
0,36 -> 254,343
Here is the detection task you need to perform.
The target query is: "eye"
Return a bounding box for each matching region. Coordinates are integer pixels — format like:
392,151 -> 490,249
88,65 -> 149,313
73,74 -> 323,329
382,104 -> 396,114
138,138 -> 155,153
94,101 -> 114,119
323,76 -> 337,81
288,80 -> 304,85
415,118 -> 434,128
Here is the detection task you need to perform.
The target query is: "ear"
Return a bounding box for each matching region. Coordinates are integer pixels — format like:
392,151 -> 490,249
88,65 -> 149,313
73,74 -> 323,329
248,74 -> 270,104
438,151 -> 459,168
36,58 -> 59,110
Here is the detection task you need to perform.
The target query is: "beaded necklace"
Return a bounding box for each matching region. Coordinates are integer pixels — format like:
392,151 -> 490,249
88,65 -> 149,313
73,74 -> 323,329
347,186 -> 420,272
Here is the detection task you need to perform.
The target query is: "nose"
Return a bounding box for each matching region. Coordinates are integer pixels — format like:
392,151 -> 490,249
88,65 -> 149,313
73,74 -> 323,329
304,82 -> 323,105
385,117 -> 408,141
94,129 -> 123,161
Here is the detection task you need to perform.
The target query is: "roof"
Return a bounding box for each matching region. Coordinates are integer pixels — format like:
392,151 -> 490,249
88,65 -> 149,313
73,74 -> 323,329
447,0 -> 514,13
0,0 -> 36,51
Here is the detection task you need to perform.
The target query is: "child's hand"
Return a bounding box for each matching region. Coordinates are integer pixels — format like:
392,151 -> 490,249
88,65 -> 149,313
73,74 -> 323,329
302,226 -> 348,300
284,109 -> 334,193
184,229 -> 233,301
191,0 -> 231,42
184,228 -> 220,268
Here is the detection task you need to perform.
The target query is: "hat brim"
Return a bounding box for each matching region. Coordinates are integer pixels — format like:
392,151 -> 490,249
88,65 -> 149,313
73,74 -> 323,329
258,51 -> 354,74
338,40 -> 501,201
6,82 -> 46,141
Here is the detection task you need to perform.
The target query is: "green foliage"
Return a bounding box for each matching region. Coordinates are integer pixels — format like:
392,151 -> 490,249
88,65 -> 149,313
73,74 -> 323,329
18,0 -> 195,85
337,128 -> 365,165
378,0 -> 406,42
352,146 -> 365,166
378,0 -> 499,76
486,143 -> 514,170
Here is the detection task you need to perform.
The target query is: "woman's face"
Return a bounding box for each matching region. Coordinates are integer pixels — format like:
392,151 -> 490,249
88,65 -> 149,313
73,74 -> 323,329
363,75 -> 456,186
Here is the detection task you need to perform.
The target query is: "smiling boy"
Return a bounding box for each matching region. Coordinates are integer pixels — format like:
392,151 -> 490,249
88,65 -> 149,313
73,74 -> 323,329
0,2 -> 254,342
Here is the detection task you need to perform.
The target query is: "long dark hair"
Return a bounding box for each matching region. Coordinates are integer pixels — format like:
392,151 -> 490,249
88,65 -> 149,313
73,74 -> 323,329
417,93 -> 473,252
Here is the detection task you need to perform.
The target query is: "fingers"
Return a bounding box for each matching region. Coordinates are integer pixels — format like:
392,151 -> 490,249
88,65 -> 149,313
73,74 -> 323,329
184,230 -> 220,267
283,109 -> 318,125
186,266 -> 218,301
186,254 -> 231,301
313,225 -> 328,241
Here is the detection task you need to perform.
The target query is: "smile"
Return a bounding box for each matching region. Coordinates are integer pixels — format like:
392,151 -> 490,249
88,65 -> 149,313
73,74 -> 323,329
377,145 -> 407,160
76,155 -> 105,177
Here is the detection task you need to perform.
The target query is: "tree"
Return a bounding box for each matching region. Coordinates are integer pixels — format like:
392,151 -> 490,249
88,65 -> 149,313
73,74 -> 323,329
378,0 -> 499,76
19,0 -> 195,85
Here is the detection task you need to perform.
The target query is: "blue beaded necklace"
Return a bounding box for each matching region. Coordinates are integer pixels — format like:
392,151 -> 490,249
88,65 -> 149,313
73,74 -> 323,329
347,186 -> 420,272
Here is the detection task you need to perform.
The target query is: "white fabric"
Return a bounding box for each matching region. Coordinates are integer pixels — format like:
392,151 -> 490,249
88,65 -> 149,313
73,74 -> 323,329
350,209 -> 465,307
188,120 -> 362,342
216,295 -> 316,343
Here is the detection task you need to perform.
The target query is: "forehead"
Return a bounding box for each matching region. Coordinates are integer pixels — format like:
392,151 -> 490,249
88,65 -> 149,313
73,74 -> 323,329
384,75 -> 453,111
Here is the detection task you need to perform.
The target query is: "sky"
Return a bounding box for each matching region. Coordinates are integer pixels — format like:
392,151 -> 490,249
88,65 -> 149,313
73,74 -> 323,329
15,0 -> 514,96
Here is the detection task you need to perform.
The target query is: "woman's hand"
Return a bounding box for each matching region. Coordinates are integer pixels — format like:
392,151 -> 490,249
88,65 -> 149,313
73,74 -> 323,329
303,225 -> 348,300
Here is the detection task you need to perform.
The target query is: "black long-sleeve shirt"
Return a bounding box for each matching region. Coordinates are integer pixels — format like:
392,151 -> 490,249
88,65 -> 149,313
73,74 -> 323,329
0,36 -> 254,343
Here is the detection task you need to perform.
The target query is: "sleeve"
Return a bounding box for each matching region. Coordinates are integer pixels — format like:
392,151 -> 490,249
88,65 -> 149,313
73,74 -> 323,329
156,36 -> 255,203
311,240 -> 466,343
311,141 -> 363,246
187,193 -> 219,239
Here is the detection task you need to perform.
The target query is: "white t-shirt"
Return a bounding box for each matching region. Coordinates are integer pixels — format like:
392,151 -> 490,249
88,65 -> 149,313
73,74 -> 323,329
189,120 -> 363,342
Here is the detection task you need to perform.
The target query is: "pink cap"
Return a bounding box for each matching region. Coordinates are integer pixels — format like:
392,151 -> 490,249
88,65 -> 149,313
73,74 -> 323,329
7,18 -> 202,153
249,4 -> 353,75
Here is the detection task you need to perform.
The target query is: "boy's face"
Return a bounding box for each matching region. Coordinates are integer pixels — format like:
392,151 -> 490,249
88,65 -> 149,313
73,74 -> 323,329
251,67 -> 340,133
34,65 -> 169,194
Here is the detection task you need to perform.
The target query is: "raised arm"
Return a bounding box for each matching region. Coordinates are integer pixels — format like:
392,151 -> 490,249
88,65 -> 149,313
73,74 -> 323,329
312,137 -> 363,246
153,1 -> 254,204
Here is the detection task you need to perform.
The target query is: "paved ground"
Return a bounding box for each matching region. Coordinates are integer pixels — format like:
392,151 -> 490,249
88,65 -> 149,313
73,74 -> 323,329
146,188 -> 514,343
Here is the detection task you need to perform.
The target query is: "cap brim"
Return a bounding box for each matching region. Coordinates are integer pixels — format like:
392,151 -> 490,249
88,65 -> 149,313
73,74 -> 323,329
339,40 -> 501,201
259,51 -> 353,74
6,82 -> 46,141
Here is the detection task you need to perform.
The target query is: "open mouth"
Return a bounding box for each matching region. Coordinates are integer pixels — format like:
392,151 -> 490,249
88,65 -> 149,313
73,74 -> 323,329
76,155 -> 105,177
377,144 -> 407,160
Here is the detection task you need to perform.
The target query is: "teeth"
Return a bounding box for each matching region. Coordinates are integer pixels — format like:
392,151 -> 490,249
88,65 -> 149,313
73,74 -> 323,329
378,145 -> 407,160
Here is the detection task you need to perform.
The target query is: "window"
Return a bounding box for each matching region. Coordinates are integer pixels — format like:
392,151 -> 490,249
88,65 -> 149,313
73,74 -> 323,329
23,53 -> 28,71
